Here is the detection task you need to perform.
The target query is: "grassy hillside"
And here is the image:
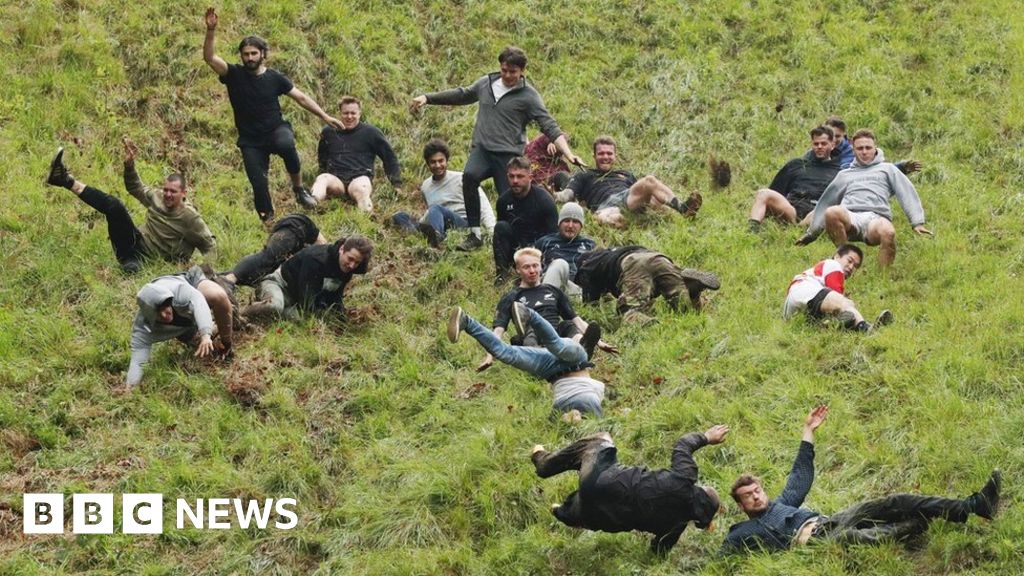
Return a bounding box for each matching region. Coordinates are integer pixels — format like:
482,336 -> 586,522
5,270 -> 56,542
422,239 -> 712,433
1,0 -> 1023,574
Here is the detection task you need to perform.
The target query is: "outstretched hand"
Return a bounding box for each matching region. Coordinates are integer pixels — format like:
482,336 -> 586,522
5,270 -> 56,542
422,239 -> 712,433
476,354 -> 494,373
195,334 -> 215,358
903,159 -> 923,174
795,233 -> 816,246
567,154 -> 587,168
912,225 -> 933,236
325,116 -> 345,130
597,340 -> 620,355
409,95 -> 427,113
803,404 -> 829,436
704,424 -> 730,445
122,136 -> 139,164
204,7 -> 218,30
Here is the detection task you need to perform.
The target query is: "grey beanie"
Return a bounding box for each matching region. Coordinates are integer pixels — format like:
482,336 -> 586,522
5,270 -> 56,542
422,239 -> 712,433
559,202 -> 585,225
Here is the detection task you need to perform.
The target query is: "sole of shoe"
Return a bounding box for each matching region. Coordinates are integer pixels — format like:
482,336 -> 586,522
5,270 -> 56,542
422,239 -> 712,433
511,302 -> 529,336
874,309 -> 894,328
447,307 -> 464,343
681,268 -> 720,290
418,221 -> 442,249
683,192 -> 703,217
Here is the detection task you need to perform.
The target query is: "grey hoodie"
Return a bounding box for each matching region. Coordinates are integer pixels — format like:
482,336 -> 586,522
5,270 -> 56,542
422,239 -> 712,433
127,269 -> 213,387
805,148 -> 926,238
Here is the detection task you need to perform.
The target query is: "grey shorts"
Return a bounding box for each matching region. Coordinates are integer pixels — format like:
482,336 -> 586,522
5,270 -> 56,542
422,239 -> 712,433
596,189 -> 629,211
848,211 -> 885,242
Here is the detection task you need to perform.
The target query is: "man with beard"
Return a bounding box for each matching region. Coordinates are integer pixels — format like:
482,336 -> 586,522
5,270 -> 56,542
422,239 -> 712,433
492,157 -> 558,284
534,202 -> 596,297
203,7 -> 343,222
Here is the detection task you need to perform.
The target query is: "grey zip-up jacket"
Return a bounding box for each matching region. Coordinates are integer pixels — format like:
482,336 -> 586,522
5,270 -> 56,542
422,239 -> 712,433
805,148 -> 926,238
425,73 -> 562,154
127,271 -> 213,387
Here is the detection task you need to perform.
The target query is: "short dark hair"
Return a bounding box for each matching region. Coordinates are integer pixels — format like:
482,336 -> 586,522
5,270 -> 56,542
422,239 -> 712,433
809,125 -> 835,140
166,173 -> 187,190
238,36 -> 269,56
824,116 -> 847,133
422,138 -> 450,162
339,95 -> 360,108
593,135 -> 617,154
498,46 -> 528,69
342,235 -> 374,261
730,474 -> 762,503
835,243 -> 864,261
851,129 -> 876,145
506,156 -> 532,172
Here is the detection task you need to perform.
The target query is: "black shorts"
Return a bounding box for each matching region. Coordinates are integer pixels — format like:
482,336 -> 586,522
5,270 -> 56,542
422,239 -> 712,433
793,199 -> 816,220
806,288 -> 833,319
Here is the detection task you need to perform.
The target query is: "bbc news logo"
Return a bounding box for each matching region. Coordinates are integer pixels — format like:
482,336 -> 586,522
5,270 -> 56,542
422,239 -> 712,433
23,494 -> 298,534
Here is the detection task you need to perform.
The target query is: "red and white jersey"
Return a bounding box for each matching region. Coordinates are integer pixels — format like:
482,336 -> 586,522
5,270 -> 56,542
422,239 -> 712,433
788,258 -> 845,294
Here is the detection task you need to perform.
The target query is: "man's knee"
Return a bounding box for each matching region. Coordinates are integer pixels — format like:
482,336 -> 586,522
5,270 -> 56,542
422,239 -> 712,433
824,206 -> 848,223
638,174 -> 661,188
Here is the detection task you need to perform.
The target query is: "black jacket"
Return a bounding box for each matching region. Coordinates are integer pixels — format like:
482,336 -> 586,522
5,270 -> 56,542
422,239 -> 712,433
575,245 -> 649,302
280,238 -> 369,313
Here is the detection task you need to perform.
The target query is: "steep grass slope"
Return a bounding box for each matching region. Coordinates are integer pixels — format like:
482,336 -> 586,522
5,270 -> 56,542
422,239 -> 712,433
1,0 -> 1022,574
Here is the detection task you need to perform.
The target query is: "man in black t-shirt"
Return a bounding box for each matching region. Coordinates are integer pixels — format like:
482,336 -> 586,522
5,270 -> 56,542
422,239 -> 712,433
493,157 -> 558,283
555,136 -> 702,229
203,8 -> 343,223
311,95 -> 403,213
477,247 -> 616,372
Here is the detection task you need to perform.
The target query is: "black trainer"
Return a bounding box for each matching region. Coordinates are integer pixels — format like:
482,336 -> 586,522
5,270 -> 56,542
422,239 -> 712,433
972,469 -> 1001,520
293,186 -> 316,208
872,309 -> 894,329
456,232 -> 483,252
418,221 -> 443,249
511,302 -> 530,337
673,192 -> 702,217
580,323 -> 602,360
447,307 -> 465,343
47,147 -> 74,189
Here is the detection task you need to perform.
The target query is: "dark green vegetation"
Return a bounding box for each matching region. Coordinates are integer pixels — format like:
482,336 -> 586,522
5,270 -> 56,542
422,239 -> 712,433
2,0 -> 1023,574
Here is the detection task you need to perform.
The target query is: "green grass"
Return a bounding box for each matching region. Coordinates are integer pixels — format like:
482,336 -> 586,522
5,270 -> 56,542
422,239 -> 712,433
1,0 -> 1023,573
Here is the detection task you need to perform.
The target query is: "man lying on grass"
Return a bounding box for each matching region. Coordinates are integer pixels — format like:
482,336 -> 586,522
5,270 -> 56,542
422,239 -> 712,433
448,302 -> 606,417
216,213 -> 327,290
129,266 -> 234,389
530,425 -> 729,554
722,405 -> 1001,553
783,244 -> 892,332
46,139 -> 216,274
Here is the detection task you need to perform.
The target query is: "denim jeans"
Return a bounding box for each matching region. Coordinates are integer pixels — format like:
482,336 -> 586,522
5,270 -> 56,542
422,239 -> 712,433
465,306 -> 587,381
423,205 -> 468,238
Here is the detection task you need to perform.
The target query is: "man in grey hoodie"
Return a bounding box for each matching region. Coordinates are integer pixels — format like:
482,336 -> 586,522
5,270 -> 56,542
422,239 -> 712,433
797,129 -> 932,267
128,266 -> 234,389
410,46 -> 584,251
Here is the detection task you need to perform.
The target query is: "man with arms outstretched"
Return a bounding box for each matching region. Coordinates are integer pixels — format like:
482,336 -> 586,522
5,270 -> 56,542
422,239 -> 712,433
410,46 -> 584,251
530,424 -> 728,554
722,405 -> 1001,553
796,129 -> 932,267
46,139 -> 216,274
203,7 -> 343,222
555,136 -> 702,229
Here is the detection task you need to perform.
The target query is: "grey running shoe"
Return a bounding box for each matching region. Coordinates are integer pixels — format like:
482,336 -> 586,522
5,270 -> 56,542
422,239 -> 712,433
455,232 -> 483,252
418,221 -> 443,249
447,307 -> 465,343
511,302 -> 530,337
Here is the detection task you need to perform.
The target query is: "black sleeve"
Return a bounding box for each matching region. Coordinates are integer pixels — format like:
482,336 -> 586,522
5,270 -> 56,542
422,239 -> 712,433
768,160 -> 795,196
493,290 -> 517,329
650,527 -> 686,555
372,128 -> 403,187
777,441 -> 815,507
555,288 -> 576,320
318,129 -> 330,174
538,191 -> 558,234
669,432 -> 709,483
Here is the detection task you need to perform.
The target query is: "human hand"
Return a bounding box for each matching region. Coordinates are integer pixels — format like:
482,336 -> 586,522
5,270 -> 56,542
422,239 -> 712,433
476,354 -> 494,372
567,154 -> 587,168
325,116 -> 345,130
597,340 -> 620,354
195,334 -> 215,357
903,159 -> 923,174
912,225 -> 933,236
122,136 -> 138,165
409,95 -> 427,113
204,7 -> 218,30
546,142 -> 559,156
803,404 -> 829,434
704,424 -> 730,444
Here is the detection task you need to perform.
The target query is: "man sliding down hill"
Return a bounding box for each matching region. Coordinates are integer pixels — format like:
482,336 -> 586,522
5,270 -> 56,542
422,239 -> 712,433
46,139 -> 216,274
128,266 -> 234,389
784,244 -> 892,332
722,405 -> 1001,553
203,7 -> 343,222
530,425 -> 728,554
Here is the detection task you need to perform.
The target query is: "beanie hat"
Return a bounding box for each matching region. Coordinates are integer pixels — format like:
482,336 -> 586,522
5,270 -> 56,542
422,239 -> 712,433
559,202 -> 585,226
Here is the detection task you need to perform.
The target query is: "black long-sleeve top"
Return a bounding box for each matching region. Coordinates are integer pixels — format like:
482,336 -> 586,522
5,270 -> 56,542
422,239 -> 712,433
317,122 -> 402,186
280,238 -> 369,313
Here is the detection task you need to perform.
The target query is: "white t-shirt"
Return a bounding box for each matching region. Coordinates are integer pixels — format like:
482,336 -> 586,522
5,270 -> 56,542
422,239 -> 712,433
419,170 -> 496,231
492,78 -> 514,102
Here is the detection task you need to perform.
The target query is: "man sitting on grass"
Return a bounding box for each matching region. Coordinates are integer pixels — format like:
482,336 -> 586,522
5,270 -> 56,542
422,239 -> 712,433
554,136 -> 702,229
530,424 -> 729,554
448,302 -> 606,417
129,266 -> 234,389
46,139 -> 216,274
722,405 -> 1001,553
783,244 -> 891,332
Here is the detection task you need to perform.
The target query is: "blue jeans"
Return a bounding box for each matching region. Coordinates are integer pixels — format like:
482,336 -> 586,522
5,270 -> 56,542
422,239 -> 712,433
423,205 -> 468,239
465,307 -> 587,381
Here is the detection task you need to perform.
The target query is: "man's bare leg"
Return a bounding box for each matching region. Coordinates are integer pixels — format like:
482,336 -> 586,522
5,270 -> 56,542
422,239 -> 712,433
347,175 -> 374,213
594,206 -> 626,228
824,206 -> 853,246
311,173 -> 347,202
818,291 -> 865,326
197,279 -> 233,354
625,175 -> 701,217
749,188 -> 797,232
865,218 -> 898,268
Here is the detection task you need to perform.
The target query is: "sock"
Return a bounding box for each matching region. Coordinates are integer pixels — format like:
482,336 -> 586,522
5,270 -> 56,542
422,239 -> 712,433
749,219 -> 762,233
669,197 -> 683,212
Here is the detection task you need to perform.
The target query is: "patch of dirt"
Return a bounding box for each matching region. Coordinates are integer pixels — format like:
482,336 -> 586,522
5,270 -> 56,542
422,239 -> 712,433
1,429 -> 41,459
456,381 -> 490,400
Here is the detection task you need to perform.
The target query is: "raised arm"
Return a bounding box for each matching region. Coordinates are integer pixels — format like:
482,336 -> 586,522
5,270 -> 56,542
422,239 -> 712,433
121,137 -> 153,207
777,405 -> 827,506
286,87 -> 344,130
202,8 -> 229,76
